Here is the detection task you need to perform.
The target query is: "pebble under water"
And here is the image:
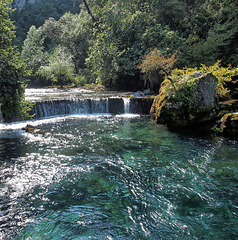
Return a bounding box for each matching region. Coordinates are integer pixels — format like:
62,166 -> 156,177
0,115 -> 237,239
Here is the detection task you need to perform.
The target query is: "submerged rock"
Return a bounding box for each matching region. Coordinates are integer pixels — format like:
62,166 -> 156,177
150,72 -> 218,128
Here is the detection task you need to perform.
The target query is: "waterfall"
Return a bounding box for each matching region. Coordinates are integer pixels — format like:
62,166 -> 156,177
33,99 -> 108,119
123,98 -> 130,114
0,96 -> 152,121
33,97 -> 134,119
29,96 -> 159,120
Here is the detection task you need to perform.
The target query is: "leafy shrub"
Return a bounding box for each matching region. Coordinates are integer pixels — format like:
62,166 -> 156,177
170,61 -> 238,99
72,75 -> 87,87
37,46 -> 75,87
138,49 -> 177,90
19,99 -> 35,120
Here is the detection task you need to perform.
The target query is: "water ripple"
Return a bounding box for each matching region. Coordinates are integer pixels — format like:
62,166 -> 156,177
0,116 -> 237,239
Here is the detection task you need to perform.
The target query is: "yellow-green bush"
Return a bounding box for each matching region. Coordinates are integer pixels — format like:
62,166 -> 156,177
170,61 -> 238,99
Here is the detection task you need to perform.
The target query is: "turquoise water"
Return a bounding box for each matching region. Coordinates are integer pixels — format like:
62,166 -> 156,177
0,115 -> 237,239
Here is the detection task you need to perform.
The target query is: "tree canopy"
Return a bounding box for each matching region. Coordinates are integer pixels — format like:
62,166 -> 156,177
11,0 -> 82,48
14,0 -> 238,90
0,0 -> 29,121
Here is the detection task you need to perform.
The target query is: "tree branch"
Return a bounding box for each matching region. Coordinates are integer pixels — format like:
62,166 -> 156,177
82,0 -> 96,23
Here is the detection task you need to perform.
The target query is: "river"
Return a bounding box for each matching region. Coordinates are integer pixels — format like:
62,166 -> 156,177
0,89 -> 237,239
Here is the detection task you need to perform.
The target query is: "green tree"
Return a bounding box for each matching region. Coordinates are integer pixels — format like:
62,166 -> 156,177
38,46 -> 75,87
15,0 -> 238,92
0,0 -> 28,121
207,1 -> 238,66
179,0 -> 238,67
11,0 -> 82,48
21,10 -> 93,87
21,25 -> 48,74
42,12 -> 93,74
138,49 -> 177,90
86,0 -> 184,89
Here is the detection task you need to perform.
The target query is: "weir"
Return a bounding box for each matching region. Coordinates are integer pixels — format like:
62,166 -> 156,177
33,97 -> 133,119
24,88 -> 154,120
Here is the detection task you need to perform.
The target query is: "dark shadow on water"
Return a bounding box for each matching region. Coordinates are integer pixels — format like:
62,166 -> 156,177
0,138 -> 25,163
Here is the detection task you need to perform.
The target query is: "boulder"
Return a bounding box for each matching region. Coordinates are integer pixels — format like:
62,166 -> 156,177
22,124 -> 36,133
150,72 -> 218,128
220,113 -> 238,136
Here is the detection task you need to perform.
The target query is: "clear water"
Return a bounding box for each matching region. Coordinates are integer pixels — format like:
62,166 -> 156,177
0,115 -> 237,239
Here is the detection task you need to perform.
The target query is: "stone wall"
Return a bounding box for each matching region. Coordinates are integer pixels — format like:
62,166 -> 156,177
130,97 -> 154,114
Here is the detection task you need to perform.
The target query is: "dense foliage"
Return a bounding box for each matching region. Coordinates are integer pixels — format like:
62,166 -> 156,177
138,49 -> 177,90
11,0 -> 82,47
170,61 -> 238,100
12,0 -> 238,90
37,46 -> 75,87
0,0 -> 30,121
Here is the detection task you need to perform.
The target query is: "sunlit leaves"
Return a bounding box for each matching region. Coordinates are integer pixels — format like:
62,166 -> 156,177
14,0 -> 238,91
21,26 -> 48,74
38,46 -> 75,87
86,1 -> 184,88
138,49 -> 177,90
171,61 -> 238,99
0,0 -> 28,121
11,0 -> 81,47
86,29 -> 124,86
42,11 -> 93,72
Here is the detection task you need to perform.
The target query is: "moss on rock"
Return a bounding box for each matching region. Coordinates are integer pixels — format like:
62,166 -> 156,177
220,113 -> 238,136
150,72 -> 218,128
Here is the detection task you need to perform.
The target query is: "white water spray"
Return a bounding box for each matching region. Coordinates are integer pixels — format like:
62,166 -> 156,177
123,98 -> 130,114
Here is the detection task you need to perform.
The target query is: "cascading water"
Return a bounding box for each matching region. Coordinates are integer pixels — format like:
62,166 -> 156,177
33,98 -> 133,119
23,88 -> 153,120
123,98 -> 130,114
33,98 -> 110,119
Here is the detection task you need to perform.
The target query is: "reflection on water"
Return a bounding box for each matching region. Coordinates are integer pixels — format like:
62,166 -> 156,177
0,115 -> 237,239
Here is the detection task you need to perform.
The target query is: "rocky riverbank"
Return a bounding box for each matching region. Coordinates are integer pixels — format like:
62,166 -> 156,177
150,71 -> 238,137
